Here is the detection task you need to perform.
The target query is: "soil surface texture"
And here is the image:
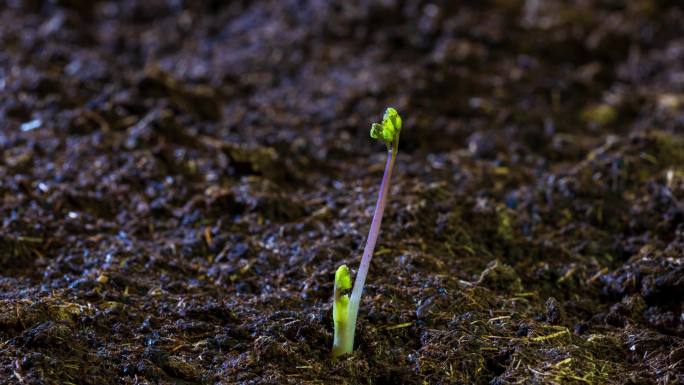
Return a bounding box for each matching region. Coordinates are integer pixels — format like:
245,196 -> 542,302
1,0 -> 684,384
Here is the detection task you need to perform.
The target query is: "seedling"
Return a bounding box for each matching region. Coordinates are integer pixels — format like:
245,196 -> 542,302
333,107 -> 402,357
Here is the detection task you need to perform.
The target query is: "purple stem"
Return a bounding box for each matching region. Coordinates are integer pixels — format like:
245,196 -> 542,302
345,140 -> 398,344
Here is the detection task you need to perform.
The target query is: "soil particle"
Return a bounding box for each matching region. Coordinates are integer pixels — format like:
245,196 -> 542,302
544,297 -> 566,325
476,260 -> 523,292
22,321 -> 74,348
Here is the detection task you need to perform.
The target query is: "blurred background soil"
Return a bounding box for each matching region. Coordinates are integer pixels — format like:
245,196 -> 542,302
1,0 -> 683,383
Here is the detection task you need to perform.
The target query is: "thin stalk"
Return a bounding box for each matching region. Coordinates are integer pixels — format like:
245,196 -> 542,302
335,138 -> 399,356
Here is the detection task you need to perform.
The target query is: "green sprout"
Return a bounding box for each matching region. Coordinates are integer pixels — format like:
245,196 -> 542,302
332,107 -> 402,357
332,265 -> 351,355
370,107 -> 402,147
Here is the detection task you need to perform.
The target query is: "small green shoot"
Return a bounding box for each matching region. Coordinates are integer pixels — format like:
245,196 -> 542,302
370,107 -> 402,147
332,265 -> 352,357
332,107 -> 402,357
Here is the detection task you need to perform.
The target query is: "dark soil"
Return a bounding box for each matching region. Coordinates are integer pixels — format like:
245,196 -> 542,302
2,0 -> 684,384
